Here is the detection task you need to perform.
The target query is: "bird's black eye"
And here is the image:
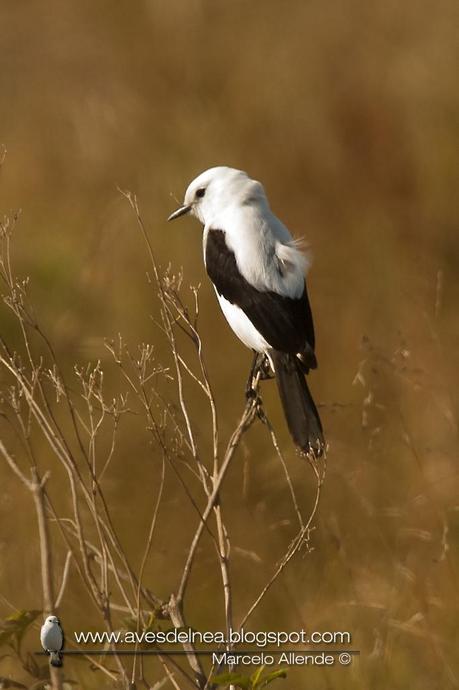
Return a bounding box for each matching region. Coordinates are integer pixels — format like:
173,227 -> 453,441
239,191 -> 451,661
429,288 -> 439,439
195,188 -> 206,198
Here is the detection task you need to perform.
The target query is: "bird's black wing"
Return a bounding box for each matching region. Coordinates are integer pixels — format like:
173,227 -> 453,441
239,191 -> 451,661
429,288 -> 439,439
205,229 -> 316,367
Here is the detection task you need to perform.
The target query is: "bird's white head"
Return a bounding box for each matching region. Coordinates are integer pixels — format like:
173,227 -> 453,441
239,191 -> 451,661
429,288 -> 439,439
45,615 -> 60,625
168,166 -> 267,226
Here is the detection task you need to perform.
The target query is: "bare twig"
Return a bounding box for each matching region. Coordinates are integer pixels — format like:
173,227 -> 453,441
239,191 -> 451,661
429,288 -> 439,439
131,451 -> 166,684
54,551 -> 72,609
238,455 -> 324,630
0,442 -> 63,690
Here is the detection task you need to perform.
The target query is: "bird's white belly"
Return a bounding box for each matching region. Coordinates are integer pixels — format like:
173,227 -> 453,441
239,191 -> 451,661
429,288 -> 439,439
216,292 -> 269,353
41,624 -> 63,651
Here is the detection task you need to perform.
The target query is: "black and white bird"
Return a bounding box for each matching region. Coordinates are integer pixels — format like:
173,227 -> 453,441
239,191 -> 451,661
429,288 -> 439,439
168,166 -> 324,456
40,615 -> 64,667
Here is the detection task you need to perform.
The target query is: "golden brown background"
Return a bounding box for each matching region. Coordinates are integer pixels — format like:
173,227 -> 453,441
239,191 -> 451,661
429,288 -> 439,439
1,0 -> 458,688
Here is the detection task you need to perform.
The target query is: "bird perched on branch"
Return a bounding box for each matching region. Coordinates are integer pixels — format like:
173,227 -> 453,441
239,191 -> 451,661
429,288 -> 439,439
168,166 -> 324,456
40,615 -> 64,667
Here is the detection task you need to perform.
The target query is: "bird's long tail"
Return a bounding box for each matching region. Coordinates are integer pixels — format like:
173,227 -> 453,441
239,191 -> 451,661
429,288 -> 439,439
50,651 -> 63,667
271,351 -> 324,456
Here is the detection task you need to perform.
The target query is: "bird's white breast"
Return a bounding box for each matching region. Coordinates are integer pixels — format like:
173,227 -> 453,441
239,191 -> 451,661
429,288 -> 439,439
41,623 -> 63,651
216,291 -> 269,353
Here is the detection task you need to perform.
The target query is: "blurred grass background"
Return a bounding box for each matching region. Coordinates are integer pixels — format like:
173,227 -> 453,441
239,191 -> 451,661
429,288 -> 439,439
0,0 -> 458,688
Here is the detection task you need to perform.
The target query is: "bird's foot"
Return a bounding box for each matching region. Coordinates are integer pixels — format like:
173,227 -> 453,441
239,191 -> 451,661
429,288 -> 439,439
258,354 -> 275,380
245,385 -> 258,402
246,387 -> 263,408
248,392 -> 267,422
245,386 -> 266,421
245,354 -> 273,401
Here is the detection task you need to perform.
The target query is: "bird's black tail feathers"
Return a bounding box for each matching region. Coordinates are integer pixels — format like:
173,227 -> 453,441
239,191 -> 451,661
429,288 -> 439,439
272,351 -> 324,456
50,651 -> 63,667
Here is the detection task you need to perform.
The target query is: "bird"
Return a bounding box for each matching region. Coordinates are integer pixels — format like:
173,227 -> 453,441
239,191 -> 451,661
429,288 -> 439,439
40,615 -> 64,667
168,166 -> 324,456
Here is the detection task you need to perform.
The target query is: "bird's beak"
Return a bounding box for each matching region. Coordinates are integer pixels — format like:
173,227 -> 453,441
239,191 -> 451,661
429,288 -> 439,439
167,204 -> 192,222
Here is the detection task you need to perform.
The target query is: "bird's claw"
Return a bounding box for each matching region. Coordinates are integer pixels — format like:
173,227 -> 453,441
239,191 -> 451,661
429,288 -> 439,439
258,356 -> 274,380
245,386 -> 258,401
246,387 -> 266,420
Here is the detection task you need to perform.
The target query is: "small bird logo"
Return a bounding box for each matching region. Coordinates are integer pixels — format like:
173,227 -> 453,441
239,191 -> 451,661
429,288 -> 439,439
40,615 -> 64,667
